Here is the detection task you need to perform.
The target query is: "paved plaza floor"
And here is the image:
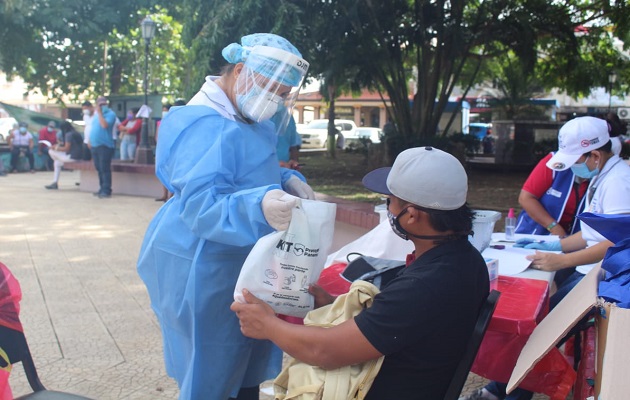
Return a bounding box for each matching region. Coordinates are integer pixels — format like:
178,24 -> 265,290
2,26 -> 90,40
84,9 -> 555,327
0,170 -> 548,399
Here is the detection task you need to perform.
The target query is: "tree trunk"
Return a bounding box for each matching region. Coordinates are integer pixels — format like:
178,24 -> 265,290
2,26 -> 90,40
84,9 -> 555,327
327,84 -> 337,158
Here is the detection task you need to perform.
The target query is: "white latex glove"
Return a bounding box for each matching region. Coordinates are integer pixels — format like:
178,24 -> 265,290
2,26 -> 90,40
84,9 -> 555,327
284,175 -> 316,200
262,190 -> 300,231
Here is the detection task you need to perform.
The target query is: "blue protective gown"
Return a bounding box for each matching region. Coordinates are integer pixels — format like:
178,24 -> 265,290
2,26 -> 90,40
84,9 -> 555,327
137,102 -> 304,399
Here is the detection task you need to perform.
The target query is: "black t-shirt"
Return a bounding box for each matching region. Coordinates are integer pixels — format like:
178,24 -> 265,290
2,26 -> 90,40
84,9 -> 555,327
64,130 -> 84,160
354,238 -> 490,399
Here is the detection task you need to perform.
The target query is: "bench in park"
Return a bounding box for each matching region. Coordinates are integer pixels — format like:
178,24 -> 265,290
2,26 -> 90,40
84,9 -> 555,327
64,159 -> 381,245
64,160 -> 163,198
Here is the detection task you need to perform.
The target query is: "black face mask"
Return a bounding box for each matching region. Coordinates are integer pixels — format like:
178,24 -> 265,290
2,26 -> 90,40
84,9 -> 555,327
386,199 -> 464,242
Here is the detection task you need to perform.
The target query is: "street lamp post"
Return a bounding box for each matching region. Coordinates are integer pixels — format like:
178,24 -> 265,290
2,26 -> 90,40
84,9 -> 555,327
608,71 -> 617,113
135,16 -> 156,164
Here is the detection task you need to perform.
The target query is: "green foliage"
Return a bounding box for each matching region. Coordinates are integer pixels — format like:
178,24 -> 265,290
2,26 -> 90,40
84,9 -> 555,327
532,138 -> 559,162
300,0 -> 630,160
448,133 -> 481,155
0,1 -> 188,101
179,0 -> 305,99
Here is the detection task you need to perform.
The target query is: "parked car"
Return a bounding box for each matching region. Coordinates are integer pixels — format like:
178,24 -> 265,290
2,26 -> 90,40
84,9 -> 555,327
344,127 -> 383,149
298,119 -> 357,149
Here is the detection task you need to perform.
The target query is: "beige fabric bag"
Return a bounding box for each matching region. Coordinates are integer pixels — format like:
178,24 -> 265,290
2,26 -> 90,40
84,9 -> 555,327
274,280 -> 384,400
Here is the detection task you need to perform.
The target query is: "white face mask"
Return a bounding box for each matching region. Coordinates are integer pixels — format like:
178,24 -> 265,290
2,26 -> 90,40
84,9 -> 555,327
83,109 -> 92,116
236,84 -> 282,122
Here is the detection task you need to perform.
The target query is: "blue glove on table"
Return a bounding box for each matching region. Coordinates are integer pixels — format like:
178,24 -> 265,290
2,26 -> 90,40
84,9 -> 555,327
513,238 -> 562,251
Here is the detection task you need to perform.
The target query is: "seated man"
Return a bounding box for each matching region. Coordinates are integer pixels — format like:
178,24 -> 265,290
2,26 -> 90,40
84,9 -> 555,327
8,122 -> 35,173
44,121 -> 85,190
232,146 -> 490,399
38,120 -> 59,171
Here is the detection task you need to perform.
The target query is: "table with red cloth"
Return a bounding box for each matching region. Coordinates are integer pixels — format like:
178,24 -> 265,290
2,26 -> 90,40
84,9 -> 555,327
472,275 -> 575,400
317,265 -> 576,400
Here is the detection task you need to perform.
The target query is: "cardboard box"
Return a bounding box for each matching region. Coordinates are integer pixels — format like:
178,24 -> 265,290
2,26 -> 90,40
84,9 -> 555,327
507,264 -> 630,399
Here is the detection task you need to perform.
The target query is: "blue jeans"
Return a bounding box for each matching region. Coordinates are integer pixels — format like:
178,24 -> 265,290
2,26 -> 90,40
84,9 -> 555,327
120,135 -> 137,161
485,271 -> 586,399
92,145 -> 114,195
10,146 -> 34,171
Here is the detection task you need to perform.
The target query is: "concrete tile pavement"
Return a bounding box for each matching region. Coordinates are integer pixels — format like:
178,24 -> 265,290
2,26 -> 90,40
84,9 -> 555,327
0,170 -> 550,399
2,170 -> 178,399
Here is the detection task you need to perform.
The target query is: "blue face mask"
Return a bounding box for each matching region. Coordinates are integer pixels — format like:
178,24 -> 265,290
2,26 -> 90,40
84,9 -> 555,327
571,158 -> 599,179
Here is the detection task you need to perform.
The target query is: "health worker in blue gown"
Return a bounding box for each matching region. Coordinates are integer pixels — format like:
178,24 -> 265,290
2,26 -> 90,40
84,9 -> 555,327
137,33 -> 315,400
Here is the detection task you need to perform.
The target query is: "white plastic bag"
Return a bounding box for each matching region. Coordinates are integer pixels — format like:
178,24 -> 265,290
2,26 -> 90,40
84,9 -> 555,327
235,199 -> 337,317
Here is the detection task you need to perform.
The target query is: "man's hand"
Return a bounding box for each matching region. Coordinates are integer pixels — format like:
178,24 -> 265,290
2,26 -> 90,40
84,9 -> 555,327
231,289 -> 277,339
308,283 -> 336,309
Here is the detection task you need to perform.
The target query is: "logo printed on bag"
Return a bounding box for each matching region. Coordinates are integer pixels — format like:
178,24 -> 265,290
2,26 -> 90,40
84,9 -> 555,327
275,239 -> 320,258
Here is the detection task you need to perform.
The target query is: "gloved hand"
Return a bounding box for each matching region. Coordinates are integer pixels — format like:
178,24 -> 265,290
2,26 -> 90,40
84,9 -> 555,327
284,175 -> 315,200
513,238 -> 562,251
262,189 -> 300,231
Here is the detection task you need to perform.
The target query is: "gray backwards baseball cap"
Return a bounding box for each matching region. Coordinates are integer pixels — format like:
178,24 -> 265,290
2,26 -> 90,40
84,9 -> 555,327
362,146 -> 468,210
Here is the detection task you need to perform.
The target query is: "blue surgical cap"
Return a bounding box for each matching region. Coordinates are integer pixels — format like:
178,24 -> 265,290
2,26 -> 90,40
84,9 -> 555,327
222,33 -> 302,62
222,33 -> 307,87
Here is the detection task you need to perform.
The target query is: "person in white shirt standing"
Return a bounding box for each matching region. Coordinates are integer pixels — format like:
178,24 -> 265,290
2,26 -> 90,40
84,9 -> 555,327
82,101 -> 94,146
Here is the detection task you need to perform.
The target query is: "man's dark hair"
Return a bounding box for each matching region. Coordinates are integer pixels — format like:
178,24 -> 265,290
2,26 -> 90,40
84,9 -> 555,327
82,101 -> 92,107
60,121 -> 74,133
426,204 -> 474,234
174,99 -> 186,106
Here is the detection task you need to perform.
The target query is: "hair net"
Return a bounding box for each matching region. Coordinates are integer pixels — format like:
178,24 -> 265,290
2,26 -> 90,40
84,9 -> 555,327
222,33 -> 308,87
223,33 -> 302,62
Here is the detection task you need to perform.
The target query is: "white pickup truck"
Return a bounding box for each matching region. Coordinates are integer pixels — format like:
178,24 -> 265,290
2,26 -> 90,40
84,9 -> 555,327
298,119 -> 357,149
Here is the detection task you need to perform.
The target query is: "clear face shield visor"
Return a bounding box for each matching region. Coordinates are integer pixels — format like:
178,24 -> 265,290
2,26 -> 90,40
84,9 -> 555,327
235,46 -> 309,133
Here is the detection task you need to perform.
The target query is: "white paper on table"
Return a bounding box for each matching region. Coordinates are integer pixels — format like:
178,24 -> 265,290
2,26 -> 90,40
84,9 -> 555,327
482,246 -> 537,276
485,232 -> 562,276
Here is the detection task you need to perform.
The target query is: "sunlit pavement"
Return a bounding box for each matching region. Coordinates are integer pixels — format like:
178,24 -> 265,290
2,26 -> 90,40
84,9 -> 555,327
2,170 -> 178,399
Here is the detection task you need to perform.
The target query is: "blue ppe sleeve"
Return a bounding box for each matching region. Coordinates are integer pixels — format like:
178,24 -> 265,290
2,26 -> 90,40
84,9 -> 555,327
156,107 -> 284,246
280,168 -> 306,185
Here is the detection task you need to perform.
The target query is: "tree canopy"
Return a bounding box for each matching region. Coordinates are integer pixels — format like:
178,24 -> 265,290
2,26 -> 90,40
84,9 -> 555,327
0,0 -> 187,102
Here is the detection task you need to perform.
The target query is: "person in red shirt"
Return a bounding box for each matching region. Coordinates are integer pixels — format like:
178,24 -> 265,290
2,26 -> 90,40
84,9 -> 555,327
117,108 -> 142,161
517,152 -> 589,237
37,121 -> 59,171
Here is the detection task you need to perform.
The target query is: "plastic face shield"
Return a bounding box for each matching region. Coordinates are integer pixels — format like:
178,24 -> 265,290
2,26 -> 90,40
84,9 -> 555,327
235,46 -> 309,131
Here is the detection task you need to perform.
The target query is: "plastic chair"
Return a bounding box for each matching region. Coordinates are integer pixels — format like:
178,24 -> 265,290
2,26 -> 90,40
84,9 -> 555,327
0,325 -> 94,399
443,289 -> 501,400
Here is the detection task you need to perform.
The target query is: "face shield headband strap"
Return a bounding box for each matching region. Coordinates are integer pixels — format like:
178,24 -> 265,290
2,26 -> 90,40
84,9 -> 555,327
245,45 -> 310,78
390,207 -> 472,242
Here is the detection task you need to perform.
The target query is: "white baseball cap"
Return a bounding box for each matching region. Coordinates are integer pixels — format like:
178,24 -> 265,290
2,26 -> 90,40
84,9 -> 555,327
362,146 -> 468,210
546,117 -> 610,171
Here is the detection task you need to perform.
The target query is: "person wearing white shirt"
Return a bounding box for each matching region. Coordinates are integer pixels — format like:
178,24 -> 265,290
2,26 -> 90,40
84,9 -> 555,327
82,101 -> 94,146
